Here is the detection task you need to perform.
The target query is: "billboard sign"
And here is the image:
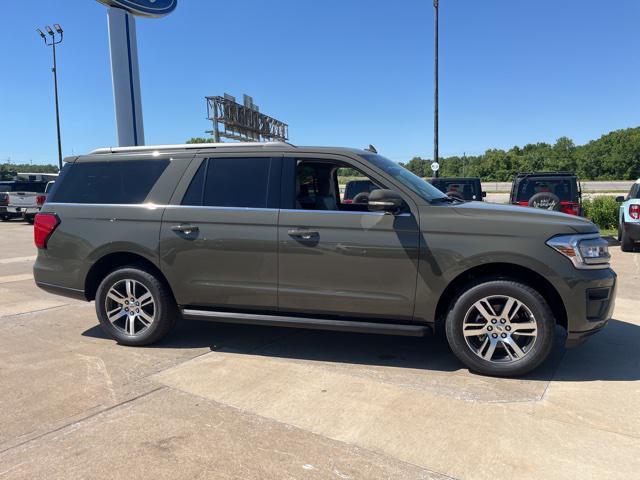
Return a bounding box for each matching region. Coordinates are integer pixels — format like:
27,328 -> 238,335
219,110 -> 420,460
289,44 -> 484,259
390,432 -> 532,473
96,0 -> 177,18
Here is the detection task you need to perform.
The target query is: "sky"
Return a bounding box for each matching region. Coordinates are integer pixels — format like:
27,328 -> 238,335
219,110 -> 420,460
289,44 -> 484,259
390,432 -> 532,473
0,0 -> 638,165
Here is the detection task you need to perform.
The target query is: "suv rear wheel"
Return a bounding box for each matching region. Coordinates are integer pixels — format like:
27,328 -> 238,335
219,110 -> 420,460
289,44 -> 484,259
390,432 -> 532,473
445,280 -> 555,377
96,267 -> 178,346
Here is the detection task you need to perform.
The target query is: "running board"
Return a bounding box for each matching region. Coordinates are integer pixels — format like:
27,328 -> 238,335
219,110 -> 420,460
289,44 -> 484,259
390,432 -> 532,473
181,309 -> 429,337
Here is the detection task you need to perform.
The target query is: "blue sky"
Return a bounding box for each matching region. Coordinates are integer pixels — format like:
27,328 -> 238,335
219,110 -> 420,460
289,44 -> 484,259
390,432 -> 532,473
0,0 -> 638,165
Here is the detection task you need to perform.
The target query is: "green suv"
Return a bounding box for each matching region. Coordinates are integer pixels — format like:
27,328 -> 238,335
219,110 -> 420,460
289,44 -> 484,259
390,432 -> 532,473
33,143 -> 616,377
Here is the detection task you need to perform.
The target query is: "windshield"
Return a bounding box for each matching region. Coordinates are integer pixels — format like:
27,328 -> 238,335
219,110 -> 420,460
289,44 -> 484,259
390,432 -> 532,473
514,178 -> 578,202
360,154 -> 447,201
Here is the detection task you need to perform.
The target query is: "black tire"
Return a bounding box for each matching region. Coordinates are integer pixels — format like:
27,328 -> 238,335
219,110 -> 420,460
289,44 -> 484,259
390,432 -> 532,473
618,222 -> 622,242
445,280 -> 555,377
620,222 -> 635,252
25,216 -> 35,224
528,192 -> 561,211
1,216 -> 9,222
95,267 -> 178,346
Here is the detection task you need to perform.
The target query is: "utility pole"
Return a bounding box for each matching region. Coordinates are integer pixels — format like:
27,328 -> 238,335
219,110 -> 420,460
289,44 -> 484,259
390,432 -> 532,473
36,25 -> 64,171
433,0 -> 439,178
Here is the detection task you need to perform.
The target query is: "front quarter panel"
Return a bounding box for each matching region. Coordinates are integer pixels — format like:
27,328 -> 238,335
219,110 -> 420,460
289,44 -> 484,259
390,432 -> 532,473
413,203 -> 602,326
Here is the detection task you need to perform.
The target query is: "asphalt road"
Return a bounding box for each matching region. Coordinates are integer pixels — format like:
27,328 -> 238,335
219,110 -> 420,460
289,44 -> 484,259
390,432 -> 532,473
0,218 -> 639,479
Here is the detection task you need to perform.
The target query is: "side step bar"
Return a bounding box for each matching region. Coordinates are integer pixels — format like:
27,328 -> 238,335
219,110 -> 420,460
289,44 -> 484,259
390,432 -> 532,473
182,309 -> 429,337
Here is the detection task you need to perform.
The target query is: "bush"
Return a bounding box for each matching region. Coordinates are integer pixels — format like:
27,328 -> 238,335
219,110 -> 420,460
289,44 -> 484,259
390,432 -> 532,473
582,196 -> 619,230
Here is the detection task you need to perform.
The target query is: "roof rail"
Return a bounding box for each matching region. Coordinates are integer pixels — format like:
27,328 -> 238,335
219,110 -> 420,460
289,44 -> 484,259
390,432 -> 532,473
89,141 -> 296,155
514,171 -> 577,176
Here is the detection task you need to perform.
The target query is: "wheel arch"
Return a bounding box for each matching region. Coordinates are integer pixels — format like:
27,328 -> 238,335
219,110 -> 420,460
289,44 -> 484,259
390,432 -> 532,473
434,262 -> 567,333
84,251 -> 173,302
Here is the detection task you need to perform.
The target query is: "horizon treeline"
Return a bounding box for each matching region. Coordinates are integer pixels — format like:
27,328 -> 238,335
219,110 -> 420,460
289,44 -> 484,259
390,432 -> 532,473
402,127 -> 640,181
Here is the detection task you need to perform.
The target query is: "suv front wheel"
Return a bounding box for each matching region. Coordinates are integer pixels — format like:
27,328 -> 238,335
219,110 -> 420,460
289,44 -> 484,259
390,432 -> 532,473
96,267 -> 178,346
445,280 -> 555,377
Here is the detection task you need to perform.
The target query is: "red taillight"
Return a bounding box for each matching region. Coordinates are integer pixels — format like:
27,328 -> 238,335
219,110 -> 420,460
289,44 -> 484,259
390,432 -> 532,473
630,204 -> 640,220
0,193 -> 8,206
36,195 -> 47,206
34,214 -> 60,249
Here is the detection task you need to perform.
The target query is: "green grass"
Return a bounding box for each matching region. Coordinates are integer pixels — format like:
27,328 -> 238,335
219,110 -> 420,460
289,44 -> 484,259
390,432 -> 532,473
599,228 -> 617,238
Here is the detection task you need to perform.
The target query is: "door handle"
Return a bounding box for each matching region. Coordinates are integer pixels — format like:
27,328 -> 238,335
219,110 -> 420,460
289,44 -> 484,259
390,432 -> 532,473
288,228 -> 319,240
171,224 -> 199,235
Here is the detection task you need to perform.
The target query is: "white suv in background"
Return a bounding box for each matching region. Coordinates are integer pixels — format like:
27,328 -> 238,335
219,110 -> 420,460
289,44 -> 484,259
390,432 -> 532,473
617,179 -> 640,252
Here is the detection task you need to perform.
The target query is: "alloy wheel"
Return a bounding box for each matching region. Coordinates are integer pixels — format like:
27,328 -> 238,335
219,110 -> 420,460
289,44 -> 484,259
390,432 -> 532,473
104,279 -> 155,336
462,295 -> 538,363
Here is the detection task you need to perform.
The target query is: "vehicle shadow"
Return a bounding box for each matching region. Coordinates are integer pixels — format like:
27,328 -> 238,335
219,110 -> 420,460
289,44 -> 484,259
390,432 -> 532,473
82,318 -> 640,382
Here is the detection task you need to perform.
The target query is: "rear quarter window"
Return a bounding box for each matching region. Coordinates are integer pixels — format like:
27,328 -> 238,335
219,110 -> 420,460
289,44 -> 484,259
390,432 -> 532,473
50,160 -> 169,204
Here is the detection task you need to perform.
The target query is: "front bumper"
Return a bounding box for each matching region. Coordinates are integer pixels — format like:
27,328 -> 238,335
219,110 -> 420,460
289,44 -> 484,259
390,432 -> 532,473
562,267 -> 616,347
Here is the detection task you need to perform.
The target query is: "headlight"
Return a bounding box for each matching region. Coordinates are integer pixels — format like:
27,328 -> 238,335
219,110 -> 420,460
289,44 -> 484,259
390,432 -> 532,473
546,234 -> 610,269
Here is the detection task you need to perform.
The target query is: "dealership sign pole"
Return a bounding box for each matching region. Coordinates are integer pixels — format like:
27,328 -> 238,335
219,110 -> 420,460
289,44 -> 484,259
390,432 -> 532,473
96,1 -> 177,147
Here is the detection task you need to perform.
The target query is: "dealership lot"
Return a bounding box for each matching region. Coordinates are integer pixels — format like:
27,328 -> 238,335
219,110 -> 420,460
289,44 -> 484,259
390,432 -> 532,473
0,220 -> 639,479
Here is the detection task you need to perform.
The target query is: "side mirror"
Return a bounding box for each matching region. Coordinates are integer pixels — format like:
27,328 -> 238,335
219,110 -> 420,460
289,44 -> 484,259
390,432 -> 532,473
615,196 -> 625,203
482,191 -> 487,198
368,189 -> 403,213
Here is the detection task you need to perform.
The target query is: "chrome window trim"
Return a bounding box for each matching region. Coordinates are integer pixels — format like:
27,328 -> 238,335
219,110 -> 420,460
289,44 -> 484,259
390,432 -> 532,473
44,202 -> 411,217
165,204 -> 278,213
279,208 -> 410,217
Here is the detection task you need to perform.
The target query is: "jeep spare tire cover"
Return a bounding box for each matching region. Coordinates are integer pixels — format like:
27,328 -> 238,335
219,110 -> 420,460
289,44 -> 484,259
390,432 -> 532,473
528,192 -> 561,211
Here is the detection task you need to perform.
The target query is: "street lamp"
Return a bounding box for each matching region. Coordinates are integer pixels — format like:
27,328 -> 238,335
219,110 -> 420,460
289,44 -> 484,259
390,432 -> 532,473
433,0 -> 439,178
36,24 -> 64,170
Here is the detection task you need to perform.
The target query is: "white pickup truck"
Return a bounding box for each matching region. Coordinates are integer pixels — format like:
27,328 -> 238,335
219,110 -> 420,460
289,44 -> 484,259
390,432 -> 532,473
0,181 -> 49,223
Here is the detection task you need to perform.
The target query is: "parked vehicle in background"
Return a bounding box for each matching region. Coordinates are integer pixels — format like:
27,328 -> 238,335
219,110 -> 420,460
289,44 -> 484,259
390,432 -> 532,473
342,179 -> 379,204
34,142 -> 615,377
616,179 -> 640,252
427,177 -> 486,201
0,180 -> 48,222
510,172 -> 582,216
23,181 -> 56,224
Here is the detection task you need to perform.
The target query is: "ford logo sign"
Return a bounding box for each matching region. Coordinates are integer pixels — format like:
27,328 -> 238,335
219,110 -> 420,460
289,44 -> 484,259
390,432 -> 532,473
96,0 -> 177,18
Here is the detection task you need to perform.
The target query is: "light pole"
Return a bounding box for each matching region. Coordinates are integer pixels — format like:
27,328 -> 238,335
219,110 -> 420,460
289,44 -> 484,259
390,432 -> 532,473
433,0 -> 439,178
36,24 -> 64,171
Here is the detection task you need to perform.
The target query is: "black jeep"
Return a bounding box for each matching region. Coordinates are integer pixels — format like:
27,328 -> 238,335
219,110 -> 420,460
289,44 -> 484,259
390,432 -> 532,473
427,177 -> 486,201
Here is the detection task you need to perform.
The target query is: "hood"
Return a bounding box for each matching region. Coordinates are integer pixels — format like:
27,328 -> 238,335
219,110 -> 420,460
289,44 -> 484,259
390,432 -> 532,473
420,201 -> 598,237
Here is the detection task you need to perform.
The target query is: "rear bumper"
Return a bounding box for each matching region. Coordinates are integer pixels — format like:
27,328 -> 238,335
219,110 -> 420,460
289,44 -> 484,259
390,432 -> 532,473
35,281 -> 87,301
625,222 -> 640,242
7,206 -> 39,214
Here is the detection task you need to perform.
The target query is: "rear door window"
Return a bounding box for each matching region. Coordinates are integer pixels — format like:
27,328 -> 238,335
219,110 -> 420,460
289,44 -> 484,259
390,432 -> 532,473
50,160 -> 169,204
182,157 -> 273,208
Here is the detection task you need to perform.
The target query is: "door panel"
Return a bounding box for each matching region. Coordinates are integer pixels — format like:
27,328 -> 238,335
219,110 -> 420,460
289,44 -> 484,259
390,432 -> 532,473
159,155 -> 280,310
278,152 -> 421,321
278,210 -> 419,319
160,206 -> 278,309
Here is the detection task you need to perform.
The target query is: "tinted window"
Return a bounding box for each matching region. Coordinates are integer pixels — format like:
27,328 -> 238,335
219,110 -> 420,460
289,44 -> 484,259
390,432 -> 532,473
429,179 -> 480,200
50,160 -> 169,204
514,178 -> 577,202
0,182 -> 47,193
181,161 -> 206,205
199,157 -> 270,208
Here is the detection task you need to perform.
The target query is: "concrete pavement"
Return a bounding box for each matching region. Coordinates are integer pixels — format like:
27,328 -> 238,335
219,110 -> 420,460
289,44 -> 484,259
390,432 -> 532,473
0,219 -> 639,479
